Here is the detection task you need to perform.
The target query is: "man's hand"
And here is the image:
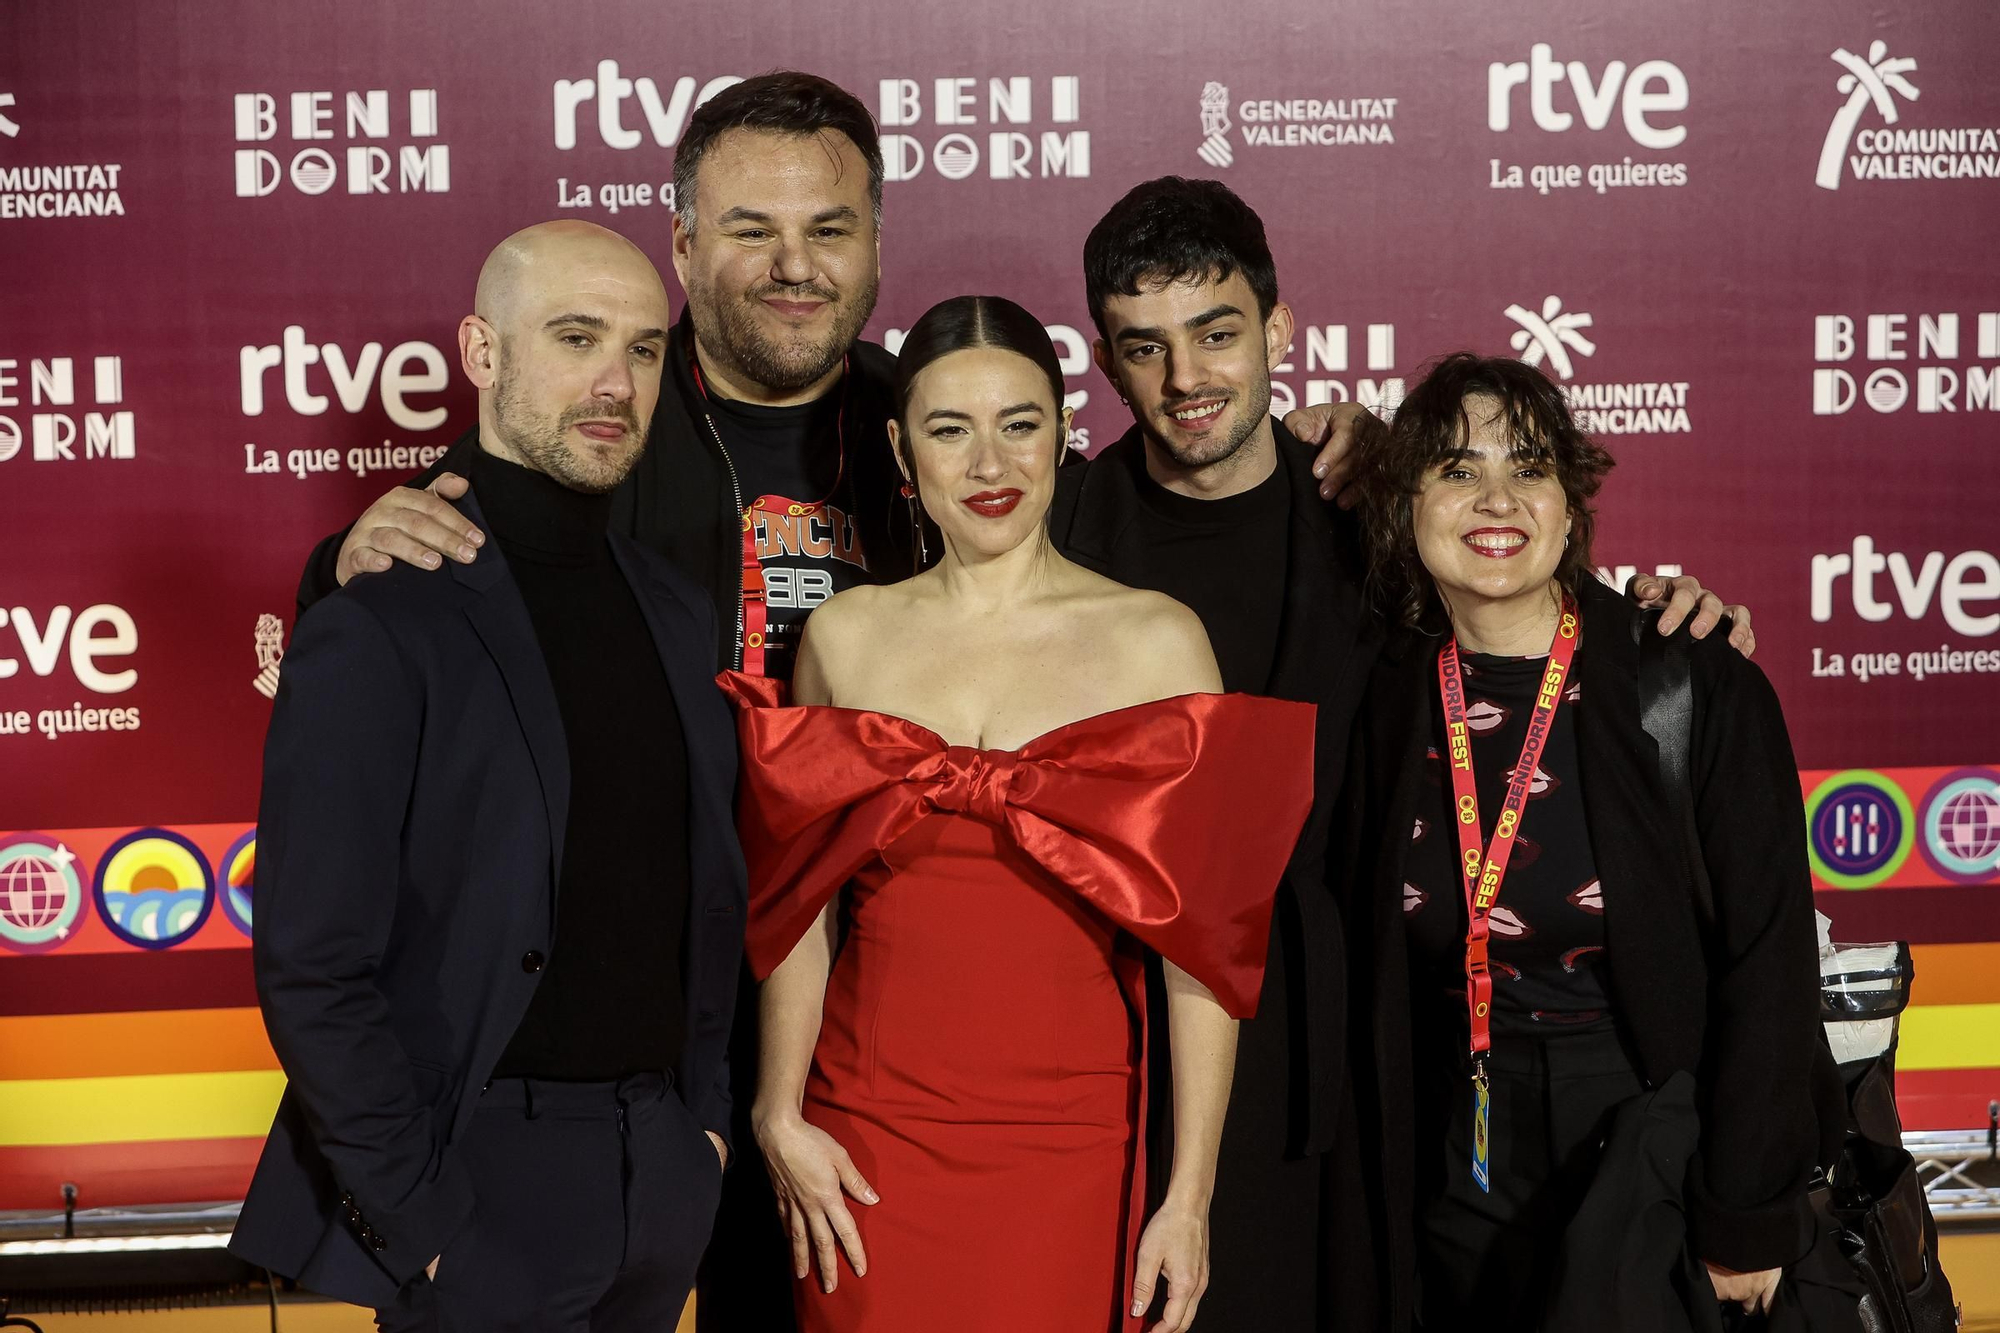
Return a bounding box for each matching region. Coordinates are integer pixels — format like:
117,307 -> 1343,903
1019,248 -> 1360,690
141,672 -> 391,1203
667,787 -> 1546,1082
1629,572 -> 1755,656
1705,1261 -> 1782,1315
705,1129 -> 728,1172
336,472 -> 484,585
1281,401 -> 1385,506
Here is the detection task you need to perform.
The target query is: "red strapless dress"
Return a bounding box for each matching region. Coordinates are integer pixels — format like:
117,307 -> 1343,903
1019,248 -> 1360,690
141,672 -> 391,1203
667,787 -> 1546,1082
718,674 -> 1314,1333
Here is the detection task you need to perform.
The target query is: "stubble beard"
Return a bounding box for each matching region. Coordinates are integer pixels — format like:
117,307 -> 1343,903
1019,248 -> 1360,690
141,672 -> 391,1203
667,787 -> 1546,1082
492,370 -> 646,495
1141,373 -> 1274,476
686,268 -> 880,396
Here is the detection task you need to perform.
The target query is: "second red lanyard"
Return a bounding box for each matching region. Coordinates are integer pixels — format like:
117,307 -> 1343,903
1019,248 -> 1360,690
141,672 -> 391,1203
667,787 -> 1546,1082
1436,592 -> 1581,1062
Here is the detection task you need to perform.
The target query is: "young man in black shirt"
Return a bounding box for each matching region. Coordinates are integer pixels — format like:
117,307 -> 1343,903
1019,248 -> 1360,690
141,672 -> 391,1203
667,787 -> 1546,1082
1048,177 -> 1750,1329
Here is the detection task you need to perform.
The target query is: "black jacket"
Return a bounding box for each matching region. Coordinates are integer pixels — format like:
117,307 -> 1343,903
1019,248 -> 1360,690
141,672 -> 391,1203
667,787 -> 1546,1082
233,488 -> 747,1308
297,309 -> 916,672
1049,420 -> 1381,1154
1338,573 -> 1827,1326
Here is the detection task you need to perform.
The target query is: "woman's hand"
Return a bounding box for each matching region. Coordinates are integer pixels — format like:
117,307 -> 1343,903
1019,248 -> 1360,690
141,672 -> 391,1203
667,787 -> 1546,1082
1705,1261 -> 1782,1314
1130,1196 -> 1210,1332
753,1109 -> 878,1293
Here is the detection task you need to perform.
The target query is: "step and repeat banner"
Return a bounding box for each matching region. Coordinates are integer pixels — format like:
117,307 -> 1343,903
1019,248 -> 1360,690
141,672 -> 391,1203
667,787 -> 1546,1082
2,0 -> 1996,1211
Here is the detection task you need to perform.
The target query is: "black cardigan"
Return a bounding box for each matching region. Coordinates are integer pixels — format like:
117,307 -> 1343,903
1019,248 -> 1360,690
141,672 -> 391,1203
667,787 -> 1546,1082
1050,420 -> 1382,1157
1337,573 -> 1828,1322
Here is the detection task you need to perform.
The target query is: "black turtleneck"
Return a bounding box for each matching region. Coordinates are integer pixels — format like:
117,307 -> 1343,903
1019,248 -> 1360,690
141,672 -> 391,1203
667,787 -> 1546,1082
473,447 -> 691,1080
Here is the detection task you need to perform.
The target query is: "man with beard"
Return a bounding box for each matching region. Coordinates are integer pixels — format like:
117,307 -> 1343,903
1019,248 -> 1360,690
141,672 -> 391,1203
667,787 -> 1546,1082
302,73 -> 905,682
234,221 -> 745,1330
1048,176 -> 1750,1329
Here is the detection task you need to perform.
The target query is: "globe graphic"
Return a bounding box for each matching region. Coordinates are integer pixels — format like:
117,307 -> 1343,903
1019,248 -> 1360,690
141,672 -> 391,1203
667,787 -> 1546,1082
1938,786 -> 2000,863
1,854 -> 71,932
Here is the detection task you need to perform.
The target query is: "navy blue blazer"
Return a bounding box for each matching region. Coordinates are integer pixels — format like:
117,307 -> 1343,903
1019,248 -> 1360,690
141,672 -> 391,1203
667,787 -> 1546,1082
229,488 -> 747,1307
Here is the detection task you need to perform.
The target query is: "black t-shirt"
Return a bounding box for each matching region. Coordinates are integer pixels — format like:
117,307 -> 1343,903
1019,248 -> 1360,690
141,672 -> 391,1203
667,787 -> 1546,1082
1403,649 -> 1611,1038
708,390 -> 871,681
1128,456 -> 1291,693
471,449 -> 692,1080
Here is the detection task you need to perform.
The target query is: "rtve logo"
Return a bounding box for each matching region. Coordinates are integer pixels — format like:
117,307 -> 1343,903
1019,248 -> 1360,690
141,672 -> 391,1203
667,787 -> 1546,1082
0,604 -> 139,694
0,357 -> 133,463
1812,537 -> 2000,637
233,90 -> 449,196
1813,313 -> 2000,414
876,78 -> 1089,181
1488,44 -> 1688,150
553,64 -> 742,150
239,327 -> 452,432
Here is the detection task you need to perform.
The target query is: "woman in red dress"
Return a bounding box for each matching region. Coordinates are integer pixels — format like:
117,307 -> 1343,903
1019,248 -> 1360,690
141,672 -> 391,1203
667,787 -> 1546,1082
720,296 -> 1314,1332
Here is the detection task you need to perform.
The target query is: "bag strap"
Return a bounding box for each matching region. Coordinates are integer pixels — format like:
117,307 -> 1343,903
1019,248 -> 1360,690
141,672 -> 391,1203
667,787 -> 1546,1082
1634,609 -> 1715,931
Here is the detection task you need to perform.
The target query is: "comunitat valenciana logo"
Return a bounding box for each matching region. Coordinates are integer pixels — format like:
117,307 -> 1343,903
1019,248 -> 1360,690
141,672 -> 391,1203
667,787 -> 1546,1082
876,77 -> 1089,181
1812,311 -> 2000,415
1486,44 -> 1689,198
0,355 -> 133,463
1504,296 -> 1689,434
1815,43 -> 2000,190
233,89 -> 449,197
0,90 -> 128,220
1193,82 -> 1396,170
237,327 -> 456,482
0,603 -> 142,742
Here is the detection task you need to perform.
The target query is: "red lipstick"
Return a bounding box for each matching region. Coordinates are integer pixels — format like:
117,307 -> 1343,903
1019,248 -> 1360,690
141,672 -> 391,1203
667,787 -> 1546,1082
962,489 -> 1023,518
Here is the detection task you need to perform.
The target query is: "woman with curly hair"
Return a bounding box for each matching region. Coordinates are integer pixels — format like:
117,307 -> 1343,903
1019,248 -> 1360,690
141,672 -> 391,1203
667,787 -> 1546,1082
1340,352 -> 1836,1329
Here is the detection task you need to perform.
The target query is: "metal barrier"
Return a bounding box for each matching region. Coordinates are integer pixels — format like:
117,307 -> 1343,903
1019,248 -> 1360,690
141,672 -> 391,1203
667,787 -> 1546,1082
1912,1129 -> 2000,1224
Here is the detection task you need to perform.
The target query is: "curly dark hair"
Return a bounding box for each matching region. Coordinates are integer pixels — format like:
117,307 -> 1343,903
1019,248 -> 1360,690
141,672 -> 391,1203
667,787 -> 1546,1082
1358,352 -> 1616,630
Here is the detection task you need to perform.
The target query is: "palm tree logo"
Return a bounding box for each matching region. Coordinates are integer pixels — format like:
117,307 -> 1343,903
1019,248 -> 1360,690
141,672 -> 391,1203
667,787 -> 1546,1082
1816,42 -> 1918,191
1506,296 -> 1595,381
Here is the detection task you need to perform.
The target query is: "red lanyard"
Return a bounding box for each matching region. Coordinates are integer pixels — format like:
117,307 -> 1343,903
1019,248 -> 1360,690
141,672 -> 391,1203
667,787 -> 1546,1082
688,352 -> 847,677
1436,592 -> 1580,1064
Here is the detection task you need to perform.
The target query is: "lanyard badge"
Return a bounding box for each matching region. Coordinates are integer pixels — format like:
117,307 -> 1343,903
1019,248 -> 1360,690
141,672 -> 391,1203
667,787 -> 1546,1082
1436,591 -> 1580,1191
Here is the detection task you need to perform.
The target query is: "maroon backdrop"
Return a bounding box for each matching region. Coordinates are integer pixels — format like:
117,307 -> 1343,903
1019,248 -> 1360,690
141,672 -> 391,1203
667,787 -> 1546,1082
1,0 -> 1996,1206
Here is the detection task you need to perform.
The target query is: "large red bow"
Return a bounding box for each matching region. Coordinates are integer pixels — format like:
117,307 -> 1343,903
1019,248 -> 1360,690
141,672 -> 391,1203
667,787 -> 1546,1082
718,672 -> 1315,1018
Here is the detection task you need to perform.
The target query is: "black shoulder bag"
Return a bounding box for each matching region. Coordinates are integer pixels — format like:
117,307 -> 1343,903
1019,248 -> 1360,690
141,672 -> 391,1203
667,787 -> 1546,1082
1634,610 -> 1957,1333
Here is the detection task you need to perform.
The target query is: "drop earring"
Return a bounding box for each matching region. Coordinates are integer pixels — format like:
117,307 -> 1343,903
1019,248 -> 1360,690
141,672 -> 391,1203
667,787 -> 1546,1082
904,482 -> 928,566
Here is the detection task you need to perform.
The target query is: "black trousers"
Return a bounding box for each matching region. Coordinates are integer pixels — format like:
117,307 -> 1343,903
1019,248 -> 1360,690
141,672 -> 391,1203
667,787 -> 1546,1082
1414,1025 -> 1646,1332
696,964 -> 796,1332
375,1072 -> 724,1333
1199,902 -> 1326,1326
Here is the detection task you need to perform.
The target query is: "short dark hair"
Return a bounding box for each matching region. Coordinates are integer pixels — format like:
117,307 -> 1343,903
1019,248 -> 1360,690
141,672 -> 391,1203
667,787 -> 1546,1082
1358,352 -> 1617,630
892,295 -> 1068,474
672,72 -> 883,235
1082,177 -> 1279,338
